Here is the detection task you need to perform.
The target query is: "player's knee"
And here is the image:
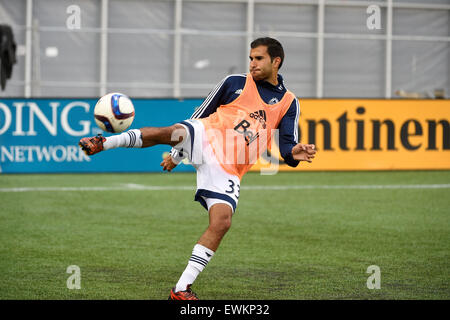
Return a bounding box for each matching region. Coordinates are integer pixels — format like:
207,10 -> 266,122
209,207 -> 232,235
218,216 -> 232,233
211,220 -> 231,236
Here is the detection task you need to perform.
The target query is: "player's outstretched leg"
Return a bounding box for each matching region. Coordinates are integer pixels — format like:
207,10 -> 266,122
79,124 -> 186,156
169,203 -> 233,300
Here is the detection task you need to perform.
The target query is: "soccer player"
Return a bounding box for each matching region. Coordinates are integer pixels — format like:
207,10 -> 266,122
79,37 -> 316,300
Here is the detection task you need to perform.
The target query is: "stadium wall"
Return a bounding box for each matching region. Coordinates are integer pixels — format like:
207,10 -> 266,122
0,98 -> 449,173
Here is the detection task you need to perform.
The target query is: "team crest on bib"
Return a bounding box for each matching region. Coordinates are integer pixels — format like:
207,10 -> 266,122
268,97 -> 279,105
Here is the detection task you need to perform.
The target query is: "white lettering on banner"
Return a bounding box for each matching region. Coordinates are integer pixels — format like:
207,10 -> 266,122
12,102 -> 26,136
53,145 -> 66,162
27,102 -> 59,136
15,146 -> 25,162
0,103 -> 12,135
61,102 -> 91,136
0,101 -> 91,137
35,146 -> 51,162
0,146 -> 91,163
67,145 -> 80,161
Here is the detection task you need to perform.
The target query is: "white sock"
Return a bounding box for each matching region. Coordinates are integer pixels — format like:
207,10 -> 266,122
103,129 -> 143,150
175,244 -> 215,292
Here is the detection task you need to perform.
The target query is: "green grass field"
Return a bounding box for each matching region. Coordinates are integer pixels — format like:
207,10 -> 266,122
0,171 -> 449,300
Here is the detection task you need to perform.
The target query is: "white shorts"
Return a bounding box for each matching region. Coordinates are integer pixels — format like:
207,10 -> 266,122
175,119 -> 240,213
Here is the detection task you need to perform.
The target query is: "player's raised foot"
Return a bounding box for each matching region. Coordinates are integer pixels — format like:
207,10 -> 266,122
79,134 -> 106,156
168,285 -> 199,300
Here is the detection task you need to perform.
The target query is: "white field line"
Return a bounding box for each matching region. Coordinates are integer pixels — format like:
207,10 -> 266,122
0,183 -> 449,193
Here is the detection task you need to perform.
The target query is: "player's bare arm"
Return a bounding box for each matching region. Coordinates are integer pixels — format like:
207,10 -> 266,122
140,124 -> 186,148
292,143 -> 316,162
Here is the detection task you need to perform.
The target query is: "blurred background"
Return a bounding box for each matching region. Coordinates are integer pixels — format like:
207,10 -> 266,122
1,0 -> 449,99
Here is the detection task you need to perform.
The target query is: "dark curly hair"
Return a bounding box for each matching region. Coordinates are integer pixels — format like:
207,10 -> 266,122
250,37 -> 285,69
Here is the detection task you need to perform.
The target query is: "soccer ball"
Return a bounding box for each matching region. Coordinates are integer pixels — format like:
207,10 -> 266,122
94,92 -> 135,133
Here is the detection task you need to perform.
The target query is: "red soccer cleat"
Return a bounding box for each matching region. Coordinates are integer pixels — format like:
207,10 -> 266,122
168,285 -> 199,300
79,134 -> 106,156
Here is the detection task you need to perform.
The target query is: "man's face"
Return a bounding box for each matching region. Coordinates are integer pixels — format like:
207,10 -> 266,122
249,45 -> 279,81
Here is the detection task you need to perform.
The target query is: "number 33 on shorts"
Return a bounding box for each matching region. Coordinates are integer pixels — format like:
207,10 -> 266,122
225,179 -> 240,200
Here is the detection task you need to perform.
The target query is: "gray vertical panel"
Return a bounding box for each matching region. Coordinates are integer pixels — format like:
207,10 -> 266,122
317,0 -> 324,98
106,85 -> 173,98
392,41 -> 449,96
108,33 -> 173,83
173,0 -> 182,98
25,0 -> 32,97
333,0 -> 386,2
253,3 -> 317,98
180,35 -> 247,97
324,39 -> 385,98
109,0 -> 173,29
40,85 -> 98,97
33,0 -> 100,28
393,8 -> 449,36
180,1 -> 247,97
39,31 -> 100,96
277,37 -> 316,98
325,6 -> 386,34
182,1 -> 246,31
34,0 -> 100,97
99,0 -> 108,97
107,0 -> 174,97
394,0 -> 450,4
385,0 -> 393,98
254,3 -> 316,33
0,0 -> 27,25
245,0 -> 254,73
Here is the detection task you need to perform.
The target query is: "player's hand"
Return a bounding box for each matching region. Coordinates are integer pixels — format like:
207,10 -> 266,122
291,143 -> 316,163
160,154 -> 177,172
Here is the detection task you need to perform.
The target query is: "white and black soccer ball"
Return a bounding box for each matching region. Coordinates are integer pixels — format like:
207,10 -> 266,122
94,92 -> 135,133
